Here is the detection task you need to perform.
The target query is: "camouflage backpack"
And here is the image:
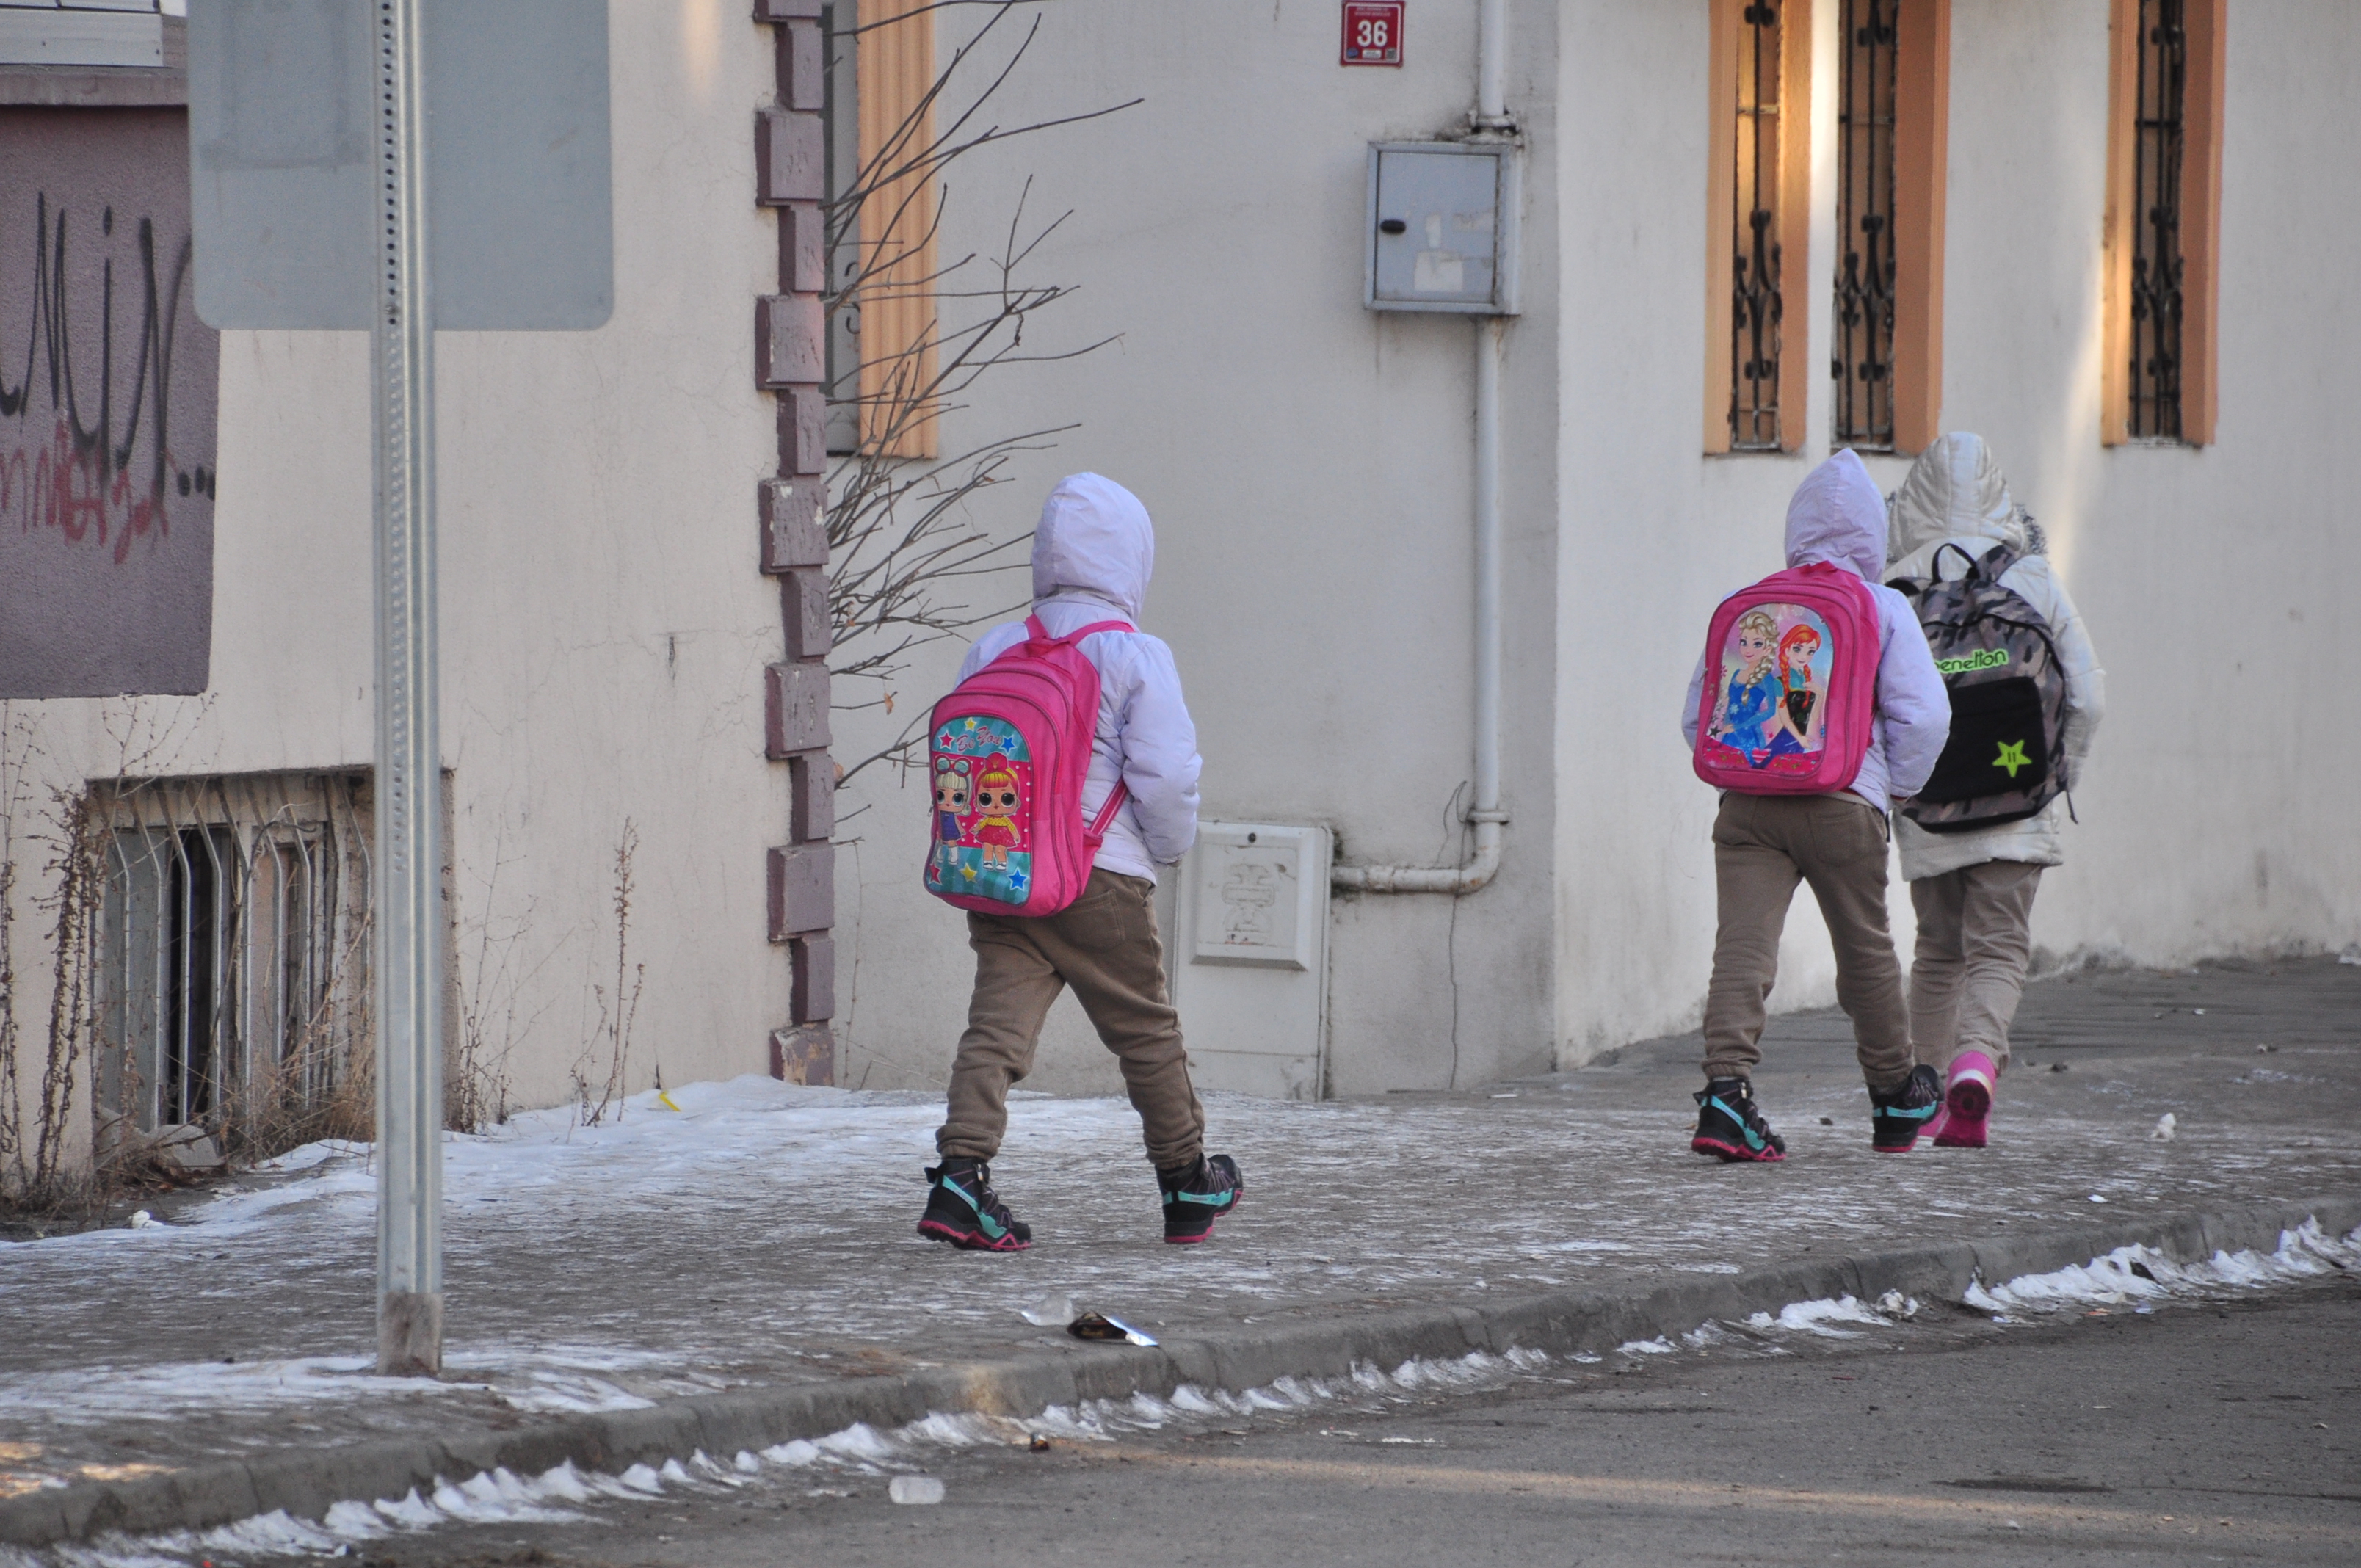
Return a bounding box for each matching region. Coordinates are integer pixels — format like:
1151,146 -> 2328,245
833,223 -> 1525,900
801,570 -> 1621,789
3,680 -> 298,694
1894,543 -> 2070,833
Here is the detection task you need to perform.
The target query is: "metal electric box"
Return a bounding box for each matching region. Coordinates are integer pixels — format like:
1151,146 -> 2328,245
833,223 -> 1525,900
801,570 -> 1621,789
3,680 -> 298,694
1365,141 -> 1520,316
1167,823 -> 1331,1100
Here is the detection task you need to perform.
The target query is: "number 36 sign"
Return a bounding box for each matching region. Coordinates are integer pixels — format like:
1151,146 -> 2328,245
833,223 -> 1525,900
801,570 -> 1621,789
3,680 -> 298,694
1341,1 -> 1404,67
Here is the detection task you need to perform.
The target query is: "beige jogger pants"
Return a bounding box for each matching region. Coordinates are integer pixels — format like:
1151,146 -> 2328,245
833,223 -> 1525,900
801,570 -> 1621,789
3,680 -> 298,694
1907,859 -> 2044,1074
937,868 -> 1205,1171
1701,792 -> 1917,1094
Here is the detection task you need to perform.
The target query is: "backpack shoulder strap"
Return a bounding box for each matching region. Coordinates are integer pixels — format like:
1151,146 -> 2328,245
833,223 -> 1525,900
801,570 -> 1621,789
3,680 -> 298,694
1971,543 -> 2022,582
1084,780 -> 1131,847
1930,540 -> 1981,583
1062,618 -> 1136,643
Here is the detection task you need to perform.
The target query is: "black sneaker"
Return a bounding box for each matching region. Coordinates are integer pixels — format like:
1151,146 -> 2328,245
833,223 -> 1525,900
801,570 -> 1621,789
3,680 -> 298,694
1870,1064 -> 1943,1153
917,1158 -> 1032,1252
1691,1077 -> 1786,1163
1158,1153 -> 1244,1245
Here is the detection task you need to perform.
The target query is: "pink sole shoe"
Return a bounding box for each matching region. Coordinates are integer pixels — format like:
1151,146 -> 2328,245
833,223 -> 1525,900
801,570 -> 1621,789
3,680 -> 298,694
1932,1051 -> 1996,1148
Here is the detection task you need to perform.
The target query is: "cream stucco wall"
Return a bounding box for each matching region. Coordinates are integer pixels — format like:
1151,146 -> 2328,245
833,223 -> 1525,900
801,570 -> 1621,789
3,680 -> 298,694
1940,0 -> 2361,970
3,0 -> 789,1154
15,0 -> 2354,1155
1552,0 -> 2361,1067
828,0 -> 1567,1100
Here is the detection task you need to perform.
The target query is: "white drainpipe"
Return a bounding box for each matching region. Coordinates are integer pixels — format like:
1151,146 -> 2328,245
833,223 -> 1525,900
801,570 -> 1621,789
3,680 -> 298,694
1332,2 -> 1514,897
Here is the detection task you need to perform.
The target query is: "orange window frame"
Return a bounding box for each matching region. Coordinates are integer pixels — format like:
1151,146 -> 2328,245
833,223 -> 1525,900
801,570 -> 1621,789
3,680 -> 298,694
855,0 -> 940,458
1830,0 -> 1948,454
2102,0 -> 2224,447
1705,0 -> 1814,455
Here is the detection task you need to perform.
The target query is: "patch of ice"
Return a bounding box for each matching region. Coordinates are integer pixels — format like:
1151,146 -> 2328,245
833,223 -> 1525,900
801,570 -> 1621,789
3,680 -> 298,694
1616,1337 -> 1677,1356
813,1424 -> 897,1464
373,1489 -> 443,1529
320,1500 -> 389,1539
761,1439 -> 822,1467
1744,1295 -> 1890,1338
1965,1221 -> 2361,1317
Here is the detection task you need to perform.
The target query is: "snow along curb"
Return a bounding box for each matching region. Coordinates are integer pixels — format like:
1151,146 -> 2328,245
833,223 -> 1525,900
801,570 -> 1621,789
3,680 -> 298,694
6,1191 -> 2355,1550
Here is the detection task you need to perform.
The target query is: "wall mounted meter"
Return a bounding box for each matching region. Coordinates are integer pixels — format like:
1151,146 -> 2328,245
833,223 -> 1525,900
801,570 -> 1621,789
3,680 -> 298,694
1364,140 -> 1520,316
1165,822 -> 1332,1101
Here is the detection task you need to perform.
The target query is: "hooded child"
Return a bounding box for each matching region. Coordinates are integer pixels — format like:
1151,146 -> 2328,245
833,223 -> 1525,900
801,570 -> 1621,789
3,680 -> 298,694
1680,449 -> 1952,1160
1883,433 -> 2106,1148
918,473 -> 1244,1251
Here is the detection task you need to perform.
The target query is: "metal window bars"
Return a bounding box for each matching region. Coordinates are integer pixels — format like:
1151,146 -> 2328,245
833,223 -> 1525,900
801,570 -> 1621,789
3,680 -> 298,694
2128,0 -> 2186,440
93,772 -> 373,1155
1730,2 -> 1786,451
1832,0 -> 1898,451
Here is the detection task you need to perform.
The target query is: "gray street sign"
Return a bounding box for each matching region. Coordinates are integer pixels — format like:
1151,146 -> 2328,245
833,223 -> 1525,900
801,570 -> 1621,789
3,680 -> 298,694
189,0 -> 612,330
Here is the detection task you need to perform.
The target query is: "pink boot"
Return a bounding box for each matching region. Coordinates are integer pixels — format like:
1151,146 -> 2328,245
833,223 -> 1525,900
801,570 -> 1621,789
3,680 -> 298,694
1932,1051 -> 1996,1148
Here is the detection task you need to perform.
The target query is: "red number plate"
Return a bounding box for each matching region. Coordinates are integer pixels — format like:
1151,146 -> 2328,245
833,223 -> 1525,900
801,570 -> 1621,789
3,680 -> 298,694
1341,1 -> 1404,68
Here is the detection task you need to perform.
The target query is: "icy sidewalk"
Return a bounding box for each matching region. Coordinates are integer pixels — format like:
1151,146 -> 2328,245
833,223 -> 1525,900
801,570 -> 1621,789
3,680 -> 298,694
1,957 -> 2355,1498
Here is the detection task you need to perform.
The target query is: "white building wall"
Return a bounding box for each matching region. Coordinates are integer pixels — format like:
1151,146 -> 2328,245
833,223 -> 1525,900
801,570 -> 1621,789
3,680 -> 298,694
1553,0 -> 2361,1070
1940,0 -> 2361,969
17,0 -> 2352,1147
830,1 -> 1567,1099
1551,0 -> 1893,1065
3,0 -> 788,1149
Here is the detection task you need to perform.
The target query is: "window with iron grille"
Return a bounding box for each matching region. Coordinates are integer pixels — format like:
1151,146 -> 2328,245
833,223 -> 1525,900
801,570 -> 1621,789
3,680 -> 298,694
822,0 -> 939,460
2105,0 -> 2222,447
2128,0 -> 2187,440
1729,2 -> 1787,451
1832,0 -> 1897,451
93,772 -> 372,1150
1706,0 -> 1810,456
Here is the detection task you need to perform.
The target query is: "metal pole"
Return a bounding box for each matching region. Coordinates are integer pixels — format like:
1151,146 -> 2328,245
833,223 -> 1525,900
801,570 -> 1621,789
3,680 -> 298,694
371,0 -> 443,1378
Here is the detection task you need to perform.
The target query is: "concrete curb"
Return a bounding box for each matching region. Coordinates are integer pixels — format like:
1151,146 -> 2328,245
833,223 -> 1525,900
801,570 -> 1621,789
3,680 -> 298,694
7,1192 -> 2354,1550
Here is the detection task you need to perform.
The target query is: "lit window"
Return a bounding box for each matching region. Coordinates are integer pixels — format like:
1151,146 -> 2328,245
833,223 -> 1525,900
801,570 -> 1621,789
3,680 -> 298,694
1832,0 -> 1950,455
1706,0 -> 1812,454
823,0 -> 939,460
2104,0 -> 2224,446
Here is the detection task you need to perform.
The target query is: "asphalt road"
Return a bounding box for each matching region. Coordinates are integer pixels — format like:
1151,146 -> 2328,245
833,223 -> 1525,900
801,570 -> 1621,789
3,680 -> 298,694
341,1272 -> 2361,1568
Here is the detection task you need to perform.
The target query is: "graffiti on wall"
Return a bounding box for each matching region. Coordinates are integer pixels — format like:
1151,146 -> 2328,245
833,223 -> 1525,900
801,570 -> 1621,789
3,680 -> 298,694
1,107 -> 217,700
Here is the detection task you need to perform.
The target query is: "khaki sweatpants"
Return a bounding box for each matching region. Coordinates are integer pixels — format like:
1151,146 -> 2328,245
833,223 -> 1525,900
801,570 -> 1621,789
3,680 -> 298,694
1908,860 -> 2043,1074
1702,793 -> 1916,1094
937,868 -> 1206,1171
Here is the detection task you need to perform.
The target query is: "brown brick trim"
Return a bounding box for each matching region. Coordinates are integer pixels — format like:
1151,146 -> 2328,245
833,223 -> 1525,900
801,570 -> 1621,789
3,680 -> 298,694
755,1 -> 834,1080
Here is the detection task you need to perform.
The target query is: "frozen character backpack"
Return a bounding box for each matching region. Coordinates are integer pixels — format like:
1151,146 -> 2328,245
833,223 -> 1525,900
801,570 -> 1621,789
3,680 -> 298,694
923,614 -> 1133,916
1692,563 -> 1881,795
1891,543 -> 2070,832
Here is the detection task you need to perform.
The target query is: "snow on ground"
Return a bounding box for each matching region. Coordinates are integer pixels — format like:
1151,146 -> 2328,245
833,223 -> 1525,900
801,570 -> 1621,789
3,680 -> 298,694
10,1224 -> 2358,1568
1,1063 -> 2354,1485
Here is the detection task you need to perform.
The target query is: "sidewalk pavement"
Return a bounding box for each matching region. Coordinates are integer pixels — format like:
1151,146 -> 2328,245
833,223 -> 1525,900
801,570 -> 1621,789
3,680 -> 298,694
1,955 -> 2355,1547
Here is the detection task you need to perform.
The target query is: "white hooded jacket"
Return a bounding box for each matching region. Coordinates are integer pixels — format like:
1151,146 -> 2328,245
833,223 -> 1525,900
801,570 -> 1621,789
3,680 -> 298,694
957,473 -> 1201,883
1883,432 -> 2106,880
1683,449 -> 1951,814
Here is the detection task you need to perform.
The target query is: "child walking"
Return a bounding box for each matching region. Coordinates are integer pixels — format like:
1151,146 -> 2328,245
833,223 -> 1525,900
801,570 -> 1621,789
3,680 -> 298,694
918,473 -> 1243,1250
1681,451 -> 1952,1159
1884,433 -> 2105,1147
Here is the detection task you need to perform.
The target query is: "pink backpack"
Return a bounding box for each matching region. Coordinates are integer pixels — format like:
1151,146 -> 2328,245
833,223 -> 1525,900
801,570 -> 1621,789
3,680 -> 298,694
924,615 -> 1132,916
1692,563 -> 1880,795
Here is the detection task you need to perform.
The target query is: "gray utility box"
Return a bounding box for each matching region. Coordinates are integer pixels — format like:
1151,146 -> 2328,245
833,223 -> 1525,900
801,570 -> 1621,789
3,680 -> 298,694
1164,822 -> 1331,1101
1364,140 -> 1521,316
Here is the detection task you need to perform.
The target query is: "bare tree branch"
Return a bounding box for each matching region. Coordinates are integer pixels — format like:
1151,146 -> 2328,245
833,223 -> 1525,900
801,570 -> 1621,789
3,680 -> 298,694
822,11 -> 1135,791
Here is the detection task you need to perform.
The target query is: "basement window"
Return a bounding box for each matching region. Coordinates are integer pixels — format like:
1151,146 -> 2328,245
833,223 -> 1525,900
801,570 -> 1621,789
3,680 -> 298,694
94,771 -> 372,1147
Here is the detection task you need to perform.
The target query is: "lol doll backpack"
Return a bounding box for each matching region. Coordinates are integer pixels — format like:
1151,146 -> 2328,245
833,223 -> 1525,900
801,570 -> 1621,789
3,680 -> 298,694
1691,563 -> 1881,795
1891,543 -> 2070,832
923,615 -> 1133,916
